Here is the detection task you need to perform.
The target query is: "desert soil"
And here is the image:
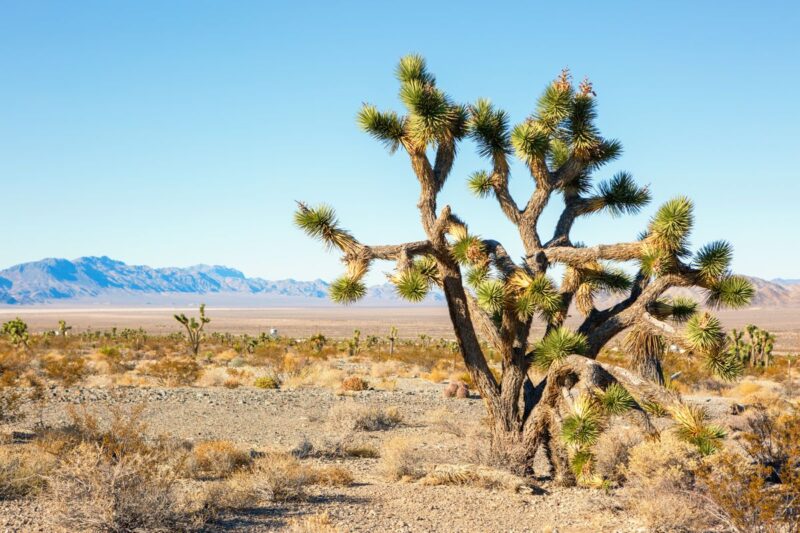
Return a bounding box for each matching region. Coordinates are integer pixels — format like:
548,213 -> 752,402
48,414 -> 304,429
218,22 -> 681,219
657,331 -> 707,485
0,377 -> 738,533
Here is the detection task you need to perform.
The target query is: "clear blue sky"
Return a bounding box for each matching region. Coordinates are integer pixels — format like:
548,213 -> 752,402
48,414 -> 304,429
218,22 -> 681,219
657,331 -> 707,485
1,1 -> 798,283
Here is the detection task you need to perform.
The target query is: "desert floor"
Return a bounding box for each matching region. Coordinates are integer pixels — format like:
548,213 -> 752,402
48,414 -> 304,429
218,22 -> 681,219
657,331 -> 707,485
3,305 -> 800,351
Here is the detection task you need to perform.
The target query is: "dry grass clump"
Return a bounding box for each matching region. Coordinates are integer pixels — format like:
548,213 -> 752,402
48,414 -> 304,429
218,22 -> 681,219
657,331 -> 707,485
0,445 -> 54,499
283,362 -> 345,390
592,425 -> 643,484
145,357 -> 201,386
186,440 -> 252,479
341,375 -> 369,391
379,436 -> 426,481
622,433 -> 712,531
425,407 -> 465,437
310,464 -> 354,486
327,403 -> 403,432
45,442 -> 202,532
227,452 -> 351,502
288,512 -> 340,533
42,354 -> 89,386
420,463 -> 531,492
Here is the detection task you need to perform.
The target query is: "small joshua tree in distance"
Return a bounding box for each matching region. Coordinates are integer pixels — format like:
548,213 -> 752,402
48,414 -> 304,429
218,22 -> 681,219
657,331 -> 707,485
296,55 -> 754,483
174,304 -> 210,356
2,317 -> 30,351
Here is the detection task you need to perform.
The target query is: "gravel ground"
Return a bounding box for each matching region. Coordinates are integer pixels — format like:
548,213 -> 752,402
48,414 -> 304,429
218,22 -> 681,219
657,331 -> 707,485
1,383 -> 736,532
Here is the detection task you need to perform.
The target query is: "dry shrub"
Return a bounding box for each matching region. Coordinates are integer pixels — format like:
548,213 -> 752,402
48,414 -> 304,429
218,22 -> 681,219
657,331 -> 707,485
228,453 -> 315,502
253,374 -> 280,389
695,406 -> 800,532
420,463 -> 531,492
0,389 -> 23,422
284,362 -> 345,389
624,432 -> 700,489
288,512 -> 340,533
327,403 -> 403,432
223,378 -> 241,389
146,357 -> 201,386
379,436 -> 426,481
195,366 -> 230,387
422,367 -> 448,383
593,425 -> 643,484
54,404 -> 155,459
311,465 -> 354,486
425,408 -> 465,437
45,443 -> 201,532
340,444 -> 379,458
42,354 -> 89,386
341,375 -> 369,391
186,440 -> 252,479
0,445 -> 54,499
623,433 -> 712,532
369,360 -> 406,379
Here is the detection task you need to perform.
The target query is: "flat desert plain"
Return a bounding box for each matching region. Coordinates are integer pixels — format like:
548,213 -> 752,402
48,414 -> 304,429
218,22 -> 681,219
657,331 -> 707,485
3,305 -> 800,352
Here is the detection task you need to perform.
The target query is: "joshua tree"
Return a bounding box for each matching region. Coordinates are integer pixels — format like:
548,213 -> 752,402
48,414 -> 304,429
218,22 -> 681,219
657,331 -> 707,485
295,56 -> 753,482
309,333 -> 327,354
173,304 -> 210,356
2,317 -> 30,350
347,329 -> 361,356
57,320 -> 72,337
388,326 -> 398,356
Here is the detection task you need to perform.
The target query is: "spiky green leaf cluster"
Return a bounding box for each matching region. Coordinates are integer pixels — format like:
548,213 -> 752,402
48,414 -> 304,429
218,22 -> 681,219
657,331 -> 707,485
536,83 -> 574,132
650,297 -> 698,323
649,196 -> 694,253
293,203 -> 355,251
450,234 -> 486,265
329,276 -> 367,305
570,449 -> 594,480
413,256 -> 439,284
476,279 -> 506,314
395,54 -> 435,85
561,394 -> 603,447
705,275 -> 754,309
685,312 -> 724,353
357,105 -> 405,153
509,272 -> 562,320
393,268 -> 430,303
568,94 -> 600,157
467,171 -> 494,198
511,121 -> 550,161
592,172 -> 651,217
465,265 -> 490,289
671,404 -> 726,456
705,350 -> 743,381
598,383 -> 635,415
668,297 -> 699,322
694,241 -> 733,283
469,98 -> 511,158
583,266 -> 633,293
639,242 -> 675,277
533,327 -> 588,369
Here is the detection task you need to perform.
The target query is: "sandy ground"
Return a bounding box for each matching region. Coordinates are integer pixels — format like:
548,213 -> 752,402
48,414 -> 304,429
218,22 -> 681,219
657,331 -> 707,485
2,380 -> 732,532
3,305 -> 799,351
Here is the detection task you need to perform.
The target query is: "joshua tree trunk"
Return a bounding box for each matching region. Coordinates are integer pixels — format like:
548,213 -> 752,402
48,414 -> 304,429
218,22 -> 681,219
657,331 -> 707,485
296,56 -> 753,481
631,351 -> 665,386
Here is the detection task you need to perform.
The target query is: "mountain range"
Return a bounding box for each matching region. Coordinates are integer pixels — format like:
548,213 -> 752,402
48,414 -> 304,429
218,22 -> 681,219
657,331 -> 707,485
0,256 -> 444,306
0,256 -> 798,307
